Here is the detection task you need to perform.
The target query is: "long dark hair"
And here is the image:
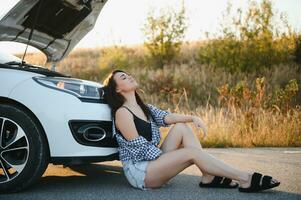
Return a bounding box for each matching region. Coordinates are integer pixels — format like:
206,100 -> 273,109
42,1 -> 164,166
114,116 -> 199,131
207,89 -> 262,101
101,69 -> 152,121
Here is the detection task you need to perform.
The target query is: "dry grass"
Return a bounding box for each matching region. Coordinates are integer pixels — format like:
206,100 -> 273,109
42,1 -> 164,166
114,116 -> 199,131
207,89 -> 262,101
16,42 -> 301,147
158,105 -> 301,148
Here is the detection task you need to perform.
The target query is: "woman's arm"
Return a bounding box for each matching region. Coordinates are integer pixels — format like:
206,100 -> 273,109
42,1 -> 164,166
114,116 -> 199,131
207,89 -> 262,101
165,113 -> 208,137
164,113 -> 195,124
147,103 -> 208,137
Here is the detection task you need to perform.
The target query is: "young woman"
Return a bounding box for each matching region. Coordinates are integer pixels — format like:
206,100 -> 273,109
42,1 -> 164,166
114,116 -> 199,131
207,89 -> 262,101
102,69 -> 280,192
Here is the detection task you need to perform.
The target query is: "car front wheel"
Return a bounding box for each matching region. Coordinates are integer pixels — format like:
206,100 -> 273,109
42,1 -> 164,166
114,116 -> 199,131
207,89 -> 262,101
0,103 -> 49,193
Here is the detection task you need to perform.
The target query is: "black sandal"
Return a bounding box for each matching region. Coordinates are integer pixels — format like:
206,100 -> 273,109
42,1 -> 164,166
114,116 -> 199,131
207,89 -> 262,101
238,172 -> 281,193
199,176 -> 239,189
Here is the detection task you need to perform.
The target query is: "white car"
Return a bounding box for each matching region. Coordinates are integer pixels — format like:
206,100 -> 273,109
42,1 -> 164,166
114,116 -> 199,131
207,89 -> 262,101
0,0 -> 119,193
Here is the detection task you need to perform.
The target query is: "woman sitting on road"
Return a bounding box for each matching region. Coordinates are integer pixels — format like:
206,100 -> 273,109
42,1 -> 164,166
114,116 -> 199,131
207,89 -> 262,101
102,69 -> 280,192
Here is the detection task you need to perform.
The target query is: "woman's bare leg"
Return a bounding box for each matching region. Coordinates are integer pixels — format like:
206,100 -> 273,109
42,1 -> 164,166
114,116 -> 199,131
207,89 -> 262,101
159,123 -> 236,185
159,123 -> 217,182
145,123 -> 249,188
145,123 -> 279,188
144,147 -> 196,188
144,145 -> 251,188
155,123 -> 237,186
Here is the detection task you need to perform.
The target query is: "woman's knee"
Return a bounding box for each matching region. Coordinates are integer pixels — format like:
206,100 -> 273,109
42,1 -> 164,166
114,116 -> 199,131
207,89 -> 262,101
173,122 -> 190,130
173,123 -> 195,136
181,147 -> 201,164
165,123 -> 187,140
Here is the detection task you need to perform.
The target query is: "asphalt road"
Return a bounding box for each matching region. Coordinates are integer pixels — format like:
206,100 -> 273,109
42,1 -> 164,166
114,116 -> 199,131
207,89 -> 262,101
1,148 -> 300,200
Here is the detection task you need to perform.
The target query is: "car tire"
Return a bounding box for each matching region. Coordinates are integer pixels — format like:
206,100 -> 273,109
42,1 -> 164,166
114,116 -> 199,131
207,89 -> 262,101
0,103 -> 49,193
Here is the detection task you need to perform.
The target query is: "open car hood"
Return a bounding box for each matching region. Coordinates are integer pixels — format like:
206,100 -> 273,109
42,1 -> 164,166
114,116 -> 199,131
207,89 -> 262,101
0,0 -> 107,62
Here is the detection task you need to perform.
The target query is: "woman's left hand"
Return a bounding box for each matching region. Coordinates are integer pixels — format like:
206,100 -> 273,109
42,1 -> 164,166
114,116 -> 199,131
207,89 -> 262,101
192,116 -> 208,138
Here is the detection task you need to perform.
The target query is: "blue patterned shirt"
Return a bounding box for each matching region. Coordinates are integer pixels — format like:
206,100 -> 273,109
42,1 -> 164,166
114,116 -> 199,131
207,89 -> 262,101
112,103 -> 171,164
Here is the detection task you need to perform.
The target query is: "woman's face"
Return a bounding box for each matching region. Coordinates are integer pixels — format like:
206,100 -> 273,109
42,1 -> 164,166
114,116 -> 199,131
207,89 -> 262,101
113,71 -> 139,93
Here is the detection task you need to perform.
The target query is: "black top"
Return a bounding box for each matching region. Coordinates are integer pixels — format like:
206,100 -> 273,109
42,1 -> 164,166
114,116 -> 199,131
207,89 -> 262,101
116,106 -> 152,142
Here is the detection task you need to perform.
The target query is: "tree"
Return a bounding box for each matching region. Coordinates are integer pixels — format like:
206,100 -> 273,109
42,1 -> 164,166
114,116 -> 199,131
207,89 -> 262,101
142,2 -> 187,69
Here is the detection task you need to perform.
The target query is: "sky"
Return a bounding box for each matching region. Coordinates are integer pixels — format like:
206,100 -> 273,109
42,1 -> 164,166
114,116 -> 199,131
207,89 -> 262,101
0,0 -> 300,54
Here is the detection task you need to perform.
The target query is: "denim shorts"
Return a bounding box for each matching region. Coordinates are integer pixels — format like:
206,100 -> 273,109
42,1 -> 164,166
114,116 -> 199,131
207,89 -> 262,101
122,160 -> 170,190
122,160 -> 151,190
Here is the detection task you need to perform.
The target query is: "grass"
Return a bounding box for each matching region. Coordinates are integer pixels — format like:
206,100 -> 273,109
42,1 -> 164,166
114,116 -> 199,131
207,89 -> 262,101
17,42 -> 301,147
158,105 -> 301,148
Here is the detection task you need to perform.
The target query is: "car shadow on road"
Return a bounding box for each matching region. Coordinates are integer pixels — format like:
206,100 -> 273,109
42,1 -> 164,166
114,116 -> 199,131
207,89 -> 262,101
0,163 -> 300,200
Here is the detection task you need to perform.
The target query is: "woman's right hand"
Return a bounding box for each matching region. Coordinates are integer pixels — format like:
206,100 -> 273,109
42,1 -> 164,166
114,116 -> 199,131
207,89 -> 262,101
192,116 -> 208,138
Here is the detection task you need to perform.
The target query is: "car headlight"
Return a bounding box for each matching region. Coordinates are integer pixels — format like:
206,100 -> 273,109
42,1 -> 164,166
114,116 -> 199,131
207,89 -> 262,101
33,76 -> 105,101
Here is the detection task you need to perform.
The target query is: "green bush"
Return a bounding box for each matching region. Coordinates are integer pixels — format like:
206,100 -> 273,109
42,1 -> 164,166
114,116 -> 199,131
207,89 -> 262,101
198,0 -> 299,73
98,46 -> 129,70
295,34 -> 301,64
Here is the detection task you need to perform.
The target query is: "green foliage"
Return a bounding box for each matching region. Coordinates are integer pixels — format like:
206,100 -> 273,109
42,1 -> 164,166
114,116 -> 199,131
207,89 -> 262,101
96,46 -> 129,79
295,34 -> 301,64
198,0 -> 299,73
268,79 -> 299,112
99,46 -> 129,69
141,2 -> 187,69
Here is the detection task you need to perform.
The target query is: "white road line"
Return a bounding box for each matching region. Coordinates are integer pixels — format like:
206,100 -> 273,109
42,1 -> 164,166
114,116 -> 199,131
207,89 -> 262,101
283,151 -> 301,154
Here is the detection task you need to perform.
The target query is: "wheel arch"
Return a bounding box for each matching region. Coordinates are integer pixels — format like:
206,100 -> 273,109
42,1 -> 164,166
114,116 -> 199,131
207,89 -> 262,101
0,96 -> 51,158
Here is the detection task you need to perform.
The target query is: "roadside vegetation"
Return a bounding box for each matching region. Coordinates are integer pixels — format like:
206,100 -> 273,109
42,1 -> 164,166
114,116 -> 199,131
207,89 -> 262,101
21,0 -> 300,147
